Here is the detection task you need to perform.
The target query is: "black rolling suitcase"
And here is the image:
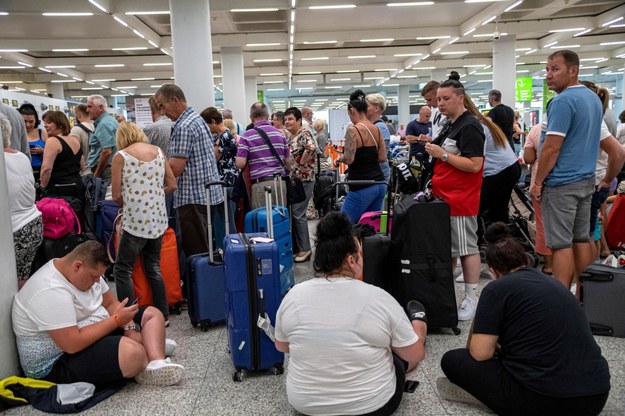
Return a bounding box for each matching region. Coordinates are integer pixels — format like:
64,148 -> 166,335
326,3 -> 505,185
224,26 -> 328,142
391,194 -> 460,334
581,264 -> 625,337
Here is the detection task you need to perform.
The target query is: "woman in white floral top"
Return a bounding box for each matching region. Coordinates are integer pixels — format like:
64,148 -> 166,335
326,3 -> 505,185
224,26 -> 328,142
285,107 -> 318,262
111,122 -> 177,321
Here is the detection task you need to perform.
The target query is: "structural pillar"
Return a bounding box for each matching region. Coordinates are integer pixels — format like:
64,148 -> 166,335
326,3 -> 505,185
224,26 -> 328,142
398,85 -> 411,126
47,82 -> 64,100
0,150 -> 19,379
221,47 -> 247,125
492,35 -> 517,109
169,0 -> 215,111
244,76 -> 258,113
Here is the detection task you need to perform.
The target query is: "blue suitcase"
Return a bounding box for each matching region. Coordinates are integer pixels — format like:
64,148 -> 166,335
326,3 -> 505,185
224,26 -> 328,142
186,182 -> 229,331
244,185 -> 295,294
223,232 -> 284,381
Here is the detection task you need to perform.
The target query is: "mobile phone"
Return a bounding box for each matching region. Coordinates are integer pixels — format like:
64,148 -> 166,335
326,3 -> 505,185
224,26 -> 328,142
131,296 -> 142,306
404,380 -> 419,393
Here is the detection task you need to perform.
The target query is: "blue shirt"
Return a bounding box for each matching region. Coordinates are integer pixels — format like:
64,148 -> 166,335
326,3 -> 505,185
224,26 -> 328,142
87,112 -> 118,168
168,107 -> 223,208
541,85 -> 602,186
483,124 -> 518,177
405,119 -> 430,157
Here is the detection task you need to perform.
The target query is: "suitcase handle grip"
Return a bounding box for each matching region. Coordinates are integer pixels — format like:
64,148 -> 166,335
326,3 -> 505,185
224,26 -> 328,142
580,271 -> 614,282
205,181 -> 230,263
589,323 -> 614,336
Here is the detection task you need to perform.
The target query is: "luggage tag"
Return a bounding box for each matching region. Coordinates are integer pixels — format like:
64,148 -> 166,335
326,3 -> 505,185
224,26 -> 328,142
257,313 -> 276,342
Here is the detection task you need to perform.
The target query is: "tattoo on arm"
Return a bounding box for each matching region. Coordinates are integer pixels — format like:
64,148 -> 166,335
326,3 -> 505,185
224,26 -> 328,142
342,127 -> 358,165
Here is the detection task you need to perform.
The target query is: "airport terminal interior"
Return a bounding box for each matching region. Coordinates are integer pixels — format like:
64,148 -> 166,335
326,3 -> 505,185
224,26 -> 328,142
1,0 -> 625,414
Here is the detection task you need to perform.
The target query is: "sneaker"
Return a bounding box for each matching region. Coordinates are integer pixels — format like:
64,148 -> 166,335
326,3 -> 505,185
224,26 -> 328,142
436,377 -> 488,408
457,296 -> 477,321
165,339 -> 178,357
135,358 -> 184,386
406,300 -> 427,324
455,273 -> 465,283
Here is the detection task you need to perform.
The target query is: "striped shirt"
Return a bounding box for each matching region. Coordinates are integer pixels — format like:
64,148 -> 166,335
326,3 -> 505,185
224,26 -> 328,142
237,120 -> 291,180
168,107 -> 223,208
143,115 -> 173,155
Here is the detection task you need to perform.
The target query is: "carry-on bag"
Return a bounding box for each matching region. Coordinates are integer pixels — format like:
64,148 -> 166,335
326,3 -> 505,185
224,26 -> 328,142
244,179 -> 294,294
391,194 -> 460,334
96,200 -> 120,243
30,232 -> 91,275
186,182 -> 229,331
605,193 -> 625,250
581,264 -> 625,337
224,188 -> 285,382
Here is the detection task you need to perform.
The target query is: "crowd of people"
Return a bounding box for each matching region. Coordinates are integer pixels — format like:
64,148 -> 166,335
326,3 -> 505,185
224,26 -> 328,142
1,46 -> 624,415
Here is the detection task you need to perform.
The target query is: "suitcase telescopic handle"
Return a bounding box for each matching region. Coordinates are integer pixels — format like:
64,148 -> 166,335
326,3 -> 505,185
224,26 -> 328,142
205,181 -> 230,263
264,186 -> 274,239
580,270 -> 614,282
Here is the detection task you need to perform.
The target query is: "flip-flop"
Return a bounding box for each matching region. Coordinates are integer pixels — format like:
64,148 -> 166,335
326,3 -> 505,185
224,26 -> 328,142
541,267 -> 553,275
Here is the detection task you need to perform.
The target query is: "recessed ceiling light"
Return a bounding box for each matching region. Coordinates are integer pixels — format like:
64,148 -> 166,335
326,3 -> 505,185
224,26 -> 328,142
253,59 -> 283,63
417,36 -> 450,40
301,57 -> 329,61
600,41 -> 625,46
394,53 -> 422,57
550,44 -> 580,49
481,15 -> 496,25
82,87 -> 104,90
303,40 -> 338,45
441,51 -> 469,55
413,66 -> 436,70
330,78 -> 351,81
324,86 -> 343,89
295,79 -> 318,83
52,48 -> 89,52
116,86 -> 138,89
45,65 -> 76,69
150,85 -> 164,88
0,80 -> 22,84
387,2 -> 434,6
549,27 -> 586,33
337,70 -> 360,73
246,43 -> 281,47
231,8 -> 279,12
113,16 -> 128,27
504,0 -> 523,12
95,64 -> 125,67
50,79 -> 76,83
298,71 -> 322,74
133,29 -> 145,39
360,38 -> 394,42
0,49 -> 28,52
260,73 -> 285,76
602,17 -> 623,27
42,12 -> 94,16
309,5 -> 356,9
353,84 -> 371,88
88,0 -> 107,12
17,61 -> 33,67
112,47 -> 148,51
143,62 -> 172,66
92,79 -> 115,82
263,81 -> 284,84
348,55 -> 376,59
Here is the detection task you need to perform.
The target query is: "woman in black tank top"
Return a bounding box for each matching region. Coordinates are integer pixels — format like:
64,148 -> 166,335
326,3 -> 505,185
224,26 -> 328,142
334,90 -> 387,223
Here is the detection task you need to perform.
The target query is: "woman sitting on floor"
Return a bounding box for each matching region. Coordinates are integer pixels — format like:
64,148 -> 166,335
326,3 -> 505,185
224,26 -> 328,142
274,211 -> 427,416
438,222 -> 610,416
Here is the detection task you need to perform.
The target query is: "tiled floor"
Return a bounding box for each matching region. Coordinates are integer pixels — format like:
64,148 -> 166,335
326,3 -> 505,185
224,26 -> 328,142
6,223 -> 625,415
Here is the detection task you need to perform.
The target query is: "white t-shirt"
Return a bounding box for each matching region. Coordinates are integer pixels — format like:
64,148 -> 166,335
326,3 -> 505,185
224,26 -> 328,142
431,107 -> 447,140
275,278 -> 418,416
594,120 -> 612,186
12,260 -> 110,378
5,151 -> 41,232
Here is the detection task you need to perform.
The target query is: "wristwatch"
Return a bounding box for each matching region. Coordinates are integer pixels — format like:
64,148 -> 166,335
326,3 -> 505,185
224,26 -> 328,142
440,152 -> 449,162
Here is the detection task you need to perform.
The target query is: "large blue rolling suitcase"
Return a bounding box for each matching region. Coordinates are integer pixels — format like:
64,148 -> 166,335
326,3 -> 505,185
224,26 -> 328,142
186,182 -> 229,331
223,231 -> 284,382
244,183 -> 294,294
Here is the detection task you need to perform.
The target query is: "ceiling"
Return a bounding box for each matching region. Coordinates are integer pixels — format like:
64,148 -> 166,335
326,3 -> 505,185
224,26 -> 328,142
1,0 -> 624,112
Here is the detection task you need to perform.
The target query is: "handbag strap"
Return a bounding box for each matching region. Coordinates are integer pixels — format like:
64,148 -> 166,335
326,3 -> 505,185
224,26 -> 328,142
254,127 -> 288,175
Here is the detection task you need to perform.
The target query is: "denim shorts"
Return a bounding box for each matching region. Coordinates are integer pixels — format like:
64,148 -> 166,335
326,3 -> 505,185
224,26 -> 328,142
541,177 -> 594,249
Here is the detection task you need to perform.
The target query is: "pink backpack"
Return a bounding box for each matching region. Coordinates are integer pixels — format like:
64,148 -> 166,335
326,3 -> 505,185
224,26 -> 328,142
36,197 -> 81,239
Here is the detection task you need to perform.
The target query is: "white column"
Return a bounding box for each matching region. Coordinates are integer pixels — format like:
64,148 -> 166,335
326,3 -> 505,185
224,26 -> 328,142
493,35 -> 517,108
47,82 -> 64,100
0,150 -> 19,378
169,0 -> 214,111
398,85 -> 411,126
245,76 -> 258,114
431,69 -> 447,82
221,46 -> 247,124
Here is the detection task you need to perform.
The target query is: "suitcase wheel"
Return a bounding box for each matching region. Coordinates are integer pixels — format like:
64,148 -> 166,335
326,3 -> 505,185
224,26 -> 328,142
191,320 -> 198,328
200,321 -> 211,332
233,370 -> 245,382
272,363 -> 284,375
452,327 -> 461,336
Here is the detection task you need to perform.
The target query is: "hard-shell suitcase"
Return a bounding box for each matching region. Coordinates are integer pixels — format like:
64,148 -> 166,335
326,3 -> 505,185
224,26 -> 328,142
605,194 -> 625,250
244,180 -> 294,294
186,182 -> 229,331
223,230 -> 284,382
391,194 -> 460,334
581,264 -> 625,337
126,227 -> 184,313
359,211 -> 393,234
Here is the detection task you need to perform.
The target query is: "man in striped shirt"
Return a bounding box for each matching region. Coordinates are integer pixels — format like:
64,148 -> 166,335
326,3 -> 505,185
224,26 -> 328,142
236,102 -> 292,208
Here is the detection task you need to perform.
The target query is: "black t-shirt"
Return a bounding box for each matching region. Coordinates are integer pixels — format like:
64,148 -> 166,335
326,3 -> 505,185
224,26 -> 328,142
474,268 -> 610,397
405,119 -> 430,158
487,104 -> 515,148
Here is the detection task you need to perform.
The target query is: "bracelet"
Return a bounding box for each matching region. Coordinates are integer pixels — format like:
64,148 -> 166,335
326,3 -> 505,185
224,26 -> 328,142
124,323 -> 138,331
113,314 -> 122,326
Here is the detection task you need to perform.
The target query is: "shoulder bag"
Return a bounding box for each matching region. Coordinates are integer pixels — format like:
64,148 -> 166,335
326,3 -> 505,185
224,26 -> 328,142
253,127 -> 306,205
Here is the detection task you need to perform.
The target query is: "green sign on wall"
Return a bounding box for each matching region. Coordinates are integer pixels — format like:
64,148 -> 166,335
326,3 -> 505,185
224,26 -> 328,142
257,90 -> 264,103
515,77 -> 533,102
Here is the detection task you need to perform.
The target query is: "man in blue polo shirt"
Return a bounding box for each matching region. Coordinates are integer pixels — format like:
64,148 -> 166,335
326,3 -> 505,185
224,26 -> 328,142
154,84 -> 223,256
86,95 -> 118,180
529,50 -> 602,292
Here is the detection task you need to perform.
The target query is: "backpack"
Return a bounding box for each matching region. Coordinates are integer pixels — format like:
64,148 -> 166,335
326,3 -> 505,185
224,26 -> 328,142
36,197 -> 81,239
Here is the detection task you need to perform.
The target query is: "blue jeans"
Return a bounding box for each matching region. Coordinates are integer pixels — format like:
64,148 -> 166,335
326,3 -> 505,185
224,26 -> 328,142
341,184 -> 386,223
113,231 -> 168,317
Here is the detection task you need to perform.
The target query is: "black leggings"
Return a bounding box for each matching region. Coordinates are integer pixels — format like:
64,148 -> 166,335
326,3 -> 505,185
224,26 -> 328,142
478,161 -> 522,239
441,349 -> 609,416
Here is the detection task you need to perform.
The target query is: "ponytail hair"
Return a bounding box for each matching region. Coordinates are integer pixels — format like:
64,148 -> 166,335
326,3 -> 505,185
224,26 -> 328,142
464,95 -> 508,148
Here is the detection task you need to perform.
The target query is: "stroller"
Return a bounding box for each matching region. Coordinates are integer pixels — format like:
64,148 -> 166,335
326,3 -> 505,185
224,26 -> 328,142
508,185 -> 539,267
